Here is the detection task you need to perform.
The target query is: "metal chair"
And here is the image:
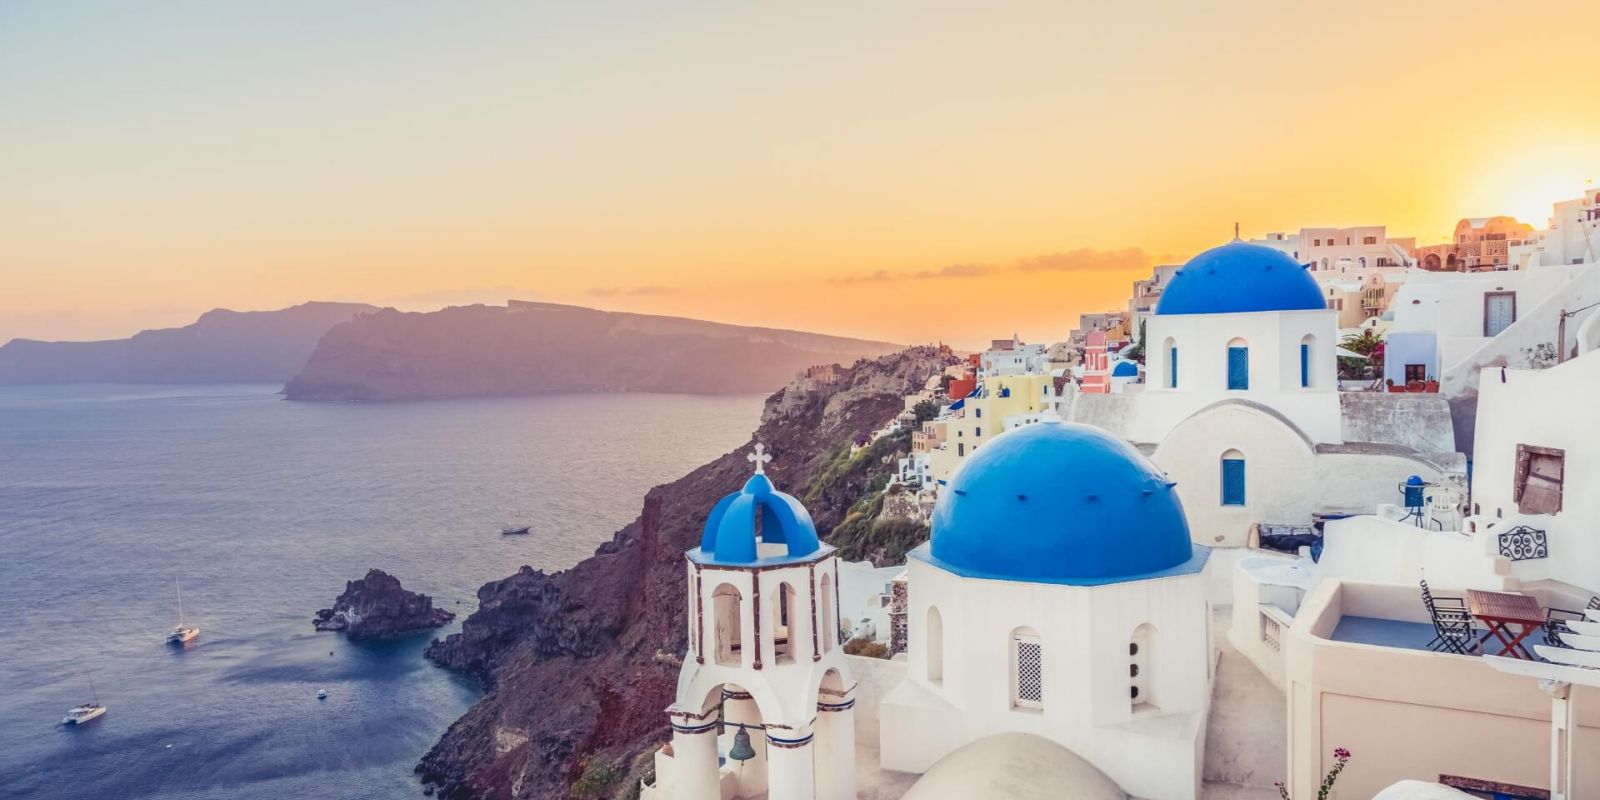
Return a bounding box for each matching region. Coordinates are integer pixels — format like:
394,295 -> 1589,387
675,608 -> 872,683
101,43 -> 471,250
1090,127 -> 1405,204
1421,577 -> 1471,652
1545,608 -> 1586,648
1430,607 -> 1478,655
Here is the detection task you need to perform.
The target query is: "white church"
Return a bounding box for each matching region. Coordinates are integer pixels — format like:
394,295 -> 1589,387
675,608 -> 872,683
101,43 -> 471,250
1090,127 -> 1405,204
646,423 -> 1217,800
1069,238 -> 1465,548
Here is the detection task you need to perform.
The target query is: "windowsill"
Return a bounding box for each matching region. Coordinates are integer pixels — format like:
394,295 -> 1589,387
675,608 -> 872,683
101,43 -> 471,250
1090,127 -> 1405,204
1010,705 -> 1044,715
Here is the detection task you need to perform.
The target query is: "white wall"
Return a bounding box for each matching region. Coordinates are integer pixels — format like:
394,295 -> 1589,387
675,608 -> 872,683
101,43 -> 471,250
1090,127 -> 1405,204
880,550 -> 1212,800
1137,308 -> 1343,445
1470,353 -> 1600,593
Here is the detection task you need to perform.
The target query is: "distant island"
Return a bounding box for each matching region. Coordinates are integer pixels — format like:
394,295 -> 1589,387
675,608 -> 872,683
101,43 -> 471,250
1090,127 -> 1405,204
282,301 -> 901,401
0,301 -> 377,385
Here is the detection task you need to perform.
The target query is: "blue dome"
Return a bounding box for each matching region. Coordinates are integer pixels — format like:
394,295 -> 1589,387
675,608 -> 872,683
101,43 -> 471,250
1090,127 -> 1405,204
926,421 -> 1205,585
1111,360 -> 1139,378
695,473 -> 822,565
1156,241 -> 1325,316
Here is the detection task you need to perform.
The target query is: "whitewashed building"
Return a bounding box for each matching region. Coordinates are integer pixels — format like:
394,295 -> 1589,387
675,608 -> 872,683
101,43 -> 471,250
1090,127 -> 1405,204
879,421 -> 1214,800
1069,239 -> 1463,549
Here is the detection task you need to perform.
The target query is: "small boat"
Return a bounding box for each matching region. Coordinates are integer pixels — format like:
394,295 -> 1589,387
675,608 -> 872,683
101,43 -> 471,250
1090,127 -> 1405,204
64,678 -> 106,725
316,689 -> 328,700
500,524 -> 531,535
63,704 -> 106,726
167,578 -> 200,645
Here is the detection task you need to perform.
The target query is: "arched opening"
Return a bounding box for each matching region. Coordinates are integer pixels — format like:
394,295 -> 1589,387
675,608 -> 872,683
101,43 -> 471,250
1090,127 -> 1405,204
1010,626 -> 1043,710
1299,333 -> 1315,388
926,606 -> 944,685
1423,252 -> 1441,271
819,573 -> 835,653
1221,449 -> 1246,507
774,582 -> 797,664
688,577 -> 697,658
1163,336 -> 1178,389
1130,624 -> 1157,712
1225,338 -> 1249,390
1446,253 -> 1459,271
713,583 -> 743,666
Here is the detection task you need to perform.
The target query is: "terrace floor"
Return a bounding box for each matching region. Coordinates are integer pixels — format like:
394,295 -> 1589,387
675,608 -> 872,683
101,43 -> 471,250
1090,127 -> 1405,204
1329,615 -> 1438,652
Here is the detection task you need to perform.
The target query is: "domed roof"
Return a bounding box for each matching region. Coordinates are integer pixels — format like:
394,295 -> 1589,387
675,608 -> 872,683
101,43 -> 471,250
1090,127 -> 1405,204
1155,241 -> 1325,316
695,470 -> 822,566
902,733 -> 1127,800
1111,360 -> 1139,378
926,421 -> 1204,585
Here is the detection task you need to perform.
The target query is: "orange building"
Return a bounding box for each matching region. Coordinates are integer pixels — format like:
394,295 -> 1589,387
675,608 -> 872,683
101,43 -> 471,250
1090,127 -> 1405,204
1415,216 -> 1535,272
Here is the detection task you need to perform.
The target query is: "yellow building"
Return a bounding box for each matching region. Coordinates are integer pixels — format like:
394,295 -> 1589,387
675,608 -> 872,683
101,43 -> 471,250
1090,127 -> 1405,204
930,372 -> 1056,482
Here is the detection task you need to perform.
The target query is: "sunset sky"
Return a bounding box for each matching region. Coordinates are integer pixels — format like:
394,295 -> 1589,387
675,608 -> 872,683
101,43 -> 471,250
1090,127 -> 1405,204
4,1 -> 1600,348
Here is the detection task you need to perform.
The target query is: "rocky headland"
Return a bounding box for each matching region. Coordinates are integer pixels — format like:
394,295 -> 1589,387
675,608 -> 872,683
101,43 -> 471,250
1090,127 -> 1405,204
415,346 -> 952,799
283,301 -> 901,401
314,569 -> 455,640
0,302 -> 377,385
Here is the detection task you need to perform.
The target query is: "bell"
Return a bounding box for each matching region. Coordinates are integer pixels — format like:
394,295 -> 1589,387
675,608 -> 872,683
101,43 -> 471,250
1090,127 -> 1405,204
728,725 -> 757,762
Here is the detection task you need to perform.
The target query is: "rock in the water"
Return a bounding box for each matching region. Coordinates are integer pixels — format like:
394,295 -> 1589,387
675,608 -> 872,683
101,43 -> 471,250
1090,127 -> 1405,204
314,569 -> 454,639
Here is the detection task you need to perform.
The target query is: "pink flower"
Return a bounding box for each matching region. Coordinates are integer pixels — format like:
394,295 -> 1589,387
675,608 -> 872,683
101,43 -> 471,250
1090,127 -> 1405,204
1333,747 -> 1351,760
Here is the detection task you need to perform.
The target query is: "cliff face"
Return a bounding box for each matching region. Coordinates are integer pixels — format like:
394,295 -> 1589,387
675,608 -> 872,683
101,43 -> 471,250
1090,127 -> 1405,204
283,302 -> 901,401
313,569 -> 455,640
0,302 -> 378,385
416,346 -> 951,800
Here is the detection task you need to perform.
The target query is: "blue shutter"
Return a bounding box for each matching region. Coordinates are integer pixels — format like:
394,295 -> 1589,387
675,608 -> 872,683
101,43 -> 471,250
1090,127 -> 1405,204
1300,343 -> 1310,388
1222,458 -> 1246,506
1227,347 -> 1249,390
1169,347 -> 1178,388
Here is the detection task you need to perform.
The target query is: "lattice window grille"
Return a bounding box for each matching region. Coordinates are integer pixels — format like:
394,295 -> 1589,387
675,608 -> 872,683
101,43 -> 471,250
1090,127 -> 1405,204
1014,635 -> 1043,709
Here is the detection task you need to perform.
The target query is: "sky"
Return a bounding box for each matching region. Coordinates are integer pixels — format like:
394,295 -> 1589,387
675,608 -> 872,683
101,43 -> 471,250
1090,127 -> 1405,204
4,1 -> 1600,348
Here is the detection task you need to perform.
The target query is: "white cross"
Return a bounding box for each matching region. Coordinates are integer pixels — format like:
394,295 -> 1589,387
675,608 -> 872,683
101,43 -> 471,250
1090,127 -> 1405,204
747,442 -> 773,475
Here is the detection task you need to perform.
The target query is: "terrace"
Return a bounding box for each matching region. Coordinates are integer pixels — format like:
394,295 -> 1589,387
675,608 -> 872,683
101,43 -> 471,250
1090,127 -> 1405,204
1281,580 -> 1600,799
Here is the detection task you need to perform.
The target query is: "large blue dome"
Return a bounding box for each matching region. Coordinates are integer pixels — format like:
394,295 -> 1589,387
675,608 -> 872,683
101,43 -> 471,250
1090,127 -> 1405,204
694,472 -> 823,566
1155,241 -> 1325,316
926,421 -> 1205,585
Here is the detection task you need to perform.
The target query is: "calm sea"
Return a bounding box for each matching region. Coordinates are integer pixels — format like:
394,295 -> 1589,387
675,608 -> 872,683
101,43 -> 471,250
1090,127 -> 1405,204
0,385 -> 763,799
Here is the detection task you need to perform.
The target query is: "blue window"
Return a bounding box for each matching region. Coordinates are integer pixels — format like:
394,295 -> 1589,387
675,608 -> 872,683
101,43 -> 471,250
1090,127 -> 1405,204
1227,346 -> 1249,390
975,408 -> 982,418
1168,347 -> 1178,388
1299,343 -> 1310,388
1221,458 -> 1246,506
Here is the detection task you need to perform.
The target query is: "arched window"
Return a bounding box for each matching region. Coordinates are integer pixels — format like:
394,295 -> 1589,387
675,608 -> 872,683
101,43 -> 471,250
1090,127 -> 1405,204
819,573 -> 835,653
713,584 -> 743,666
1011,626 -> 1043,710
1221,449 -> 1246,506
1300,334 -> 1315,388
1163,337 -> 1178,389
926,606 -> 944,685
1226,338 -> 1249,390
1130,624 -> 1156,712
774,582 -> 797,664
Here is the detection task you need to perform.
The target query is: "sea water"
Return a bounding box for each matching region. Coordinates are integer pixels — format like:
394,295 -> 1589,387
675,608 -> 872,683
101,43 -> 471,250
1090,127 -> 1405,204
0,385 -> 762,799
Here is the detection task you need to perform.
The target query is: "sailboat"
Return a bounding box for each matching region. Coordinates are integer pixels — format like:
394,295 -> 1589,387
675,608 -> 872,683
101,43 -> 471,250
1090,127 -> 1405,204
63,677 -> 106,725
167,579 -> 200,645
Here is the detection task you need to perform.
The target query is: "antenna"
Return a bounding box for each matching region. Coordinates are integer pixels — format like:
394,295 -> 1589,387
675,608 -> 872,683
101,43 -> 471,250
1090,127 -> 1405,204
1233,222 -> 1241,241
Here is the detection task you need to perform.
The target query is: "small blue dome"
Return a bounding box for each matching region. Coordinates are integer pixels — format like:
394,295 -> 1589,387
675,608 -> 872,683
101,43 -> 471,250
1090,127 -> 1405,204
926,421 -> 1204,585
1111,361 -> 1139,378
695,473 -> 822,565
1156,241 -> 1325,316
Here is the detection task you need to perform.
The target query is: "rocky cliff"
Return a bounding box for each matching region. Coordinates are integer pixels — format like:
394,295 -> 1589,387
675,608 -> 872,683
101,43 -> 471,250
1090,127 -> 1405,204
0,302 -> 378,385
314,569 -> 455,640
416,346 -> 952,799
282,301 -> 901,401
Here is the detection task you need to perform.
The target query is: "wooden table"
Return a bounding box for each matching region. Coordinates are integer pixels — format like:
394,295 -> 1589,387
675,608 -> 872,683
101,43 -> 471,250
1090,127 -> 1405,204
1466,589 -> 1544,659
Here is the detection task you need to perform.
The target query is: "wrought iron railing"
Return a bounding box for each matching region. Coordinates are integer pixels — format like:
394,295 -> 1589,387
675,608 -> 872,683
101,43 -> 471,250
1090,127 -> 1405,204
1497,525 -> 1548,561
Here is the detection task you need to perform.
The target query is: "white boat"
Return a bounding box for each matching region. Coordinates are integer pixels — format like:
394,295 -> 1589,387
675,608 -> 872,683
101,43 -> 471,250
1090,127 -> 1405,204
500,524 -> 530,535
63,704 -> 106,725
316,689 -> 328,700
64,678 -> 106,725
167,578 -> 200,645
